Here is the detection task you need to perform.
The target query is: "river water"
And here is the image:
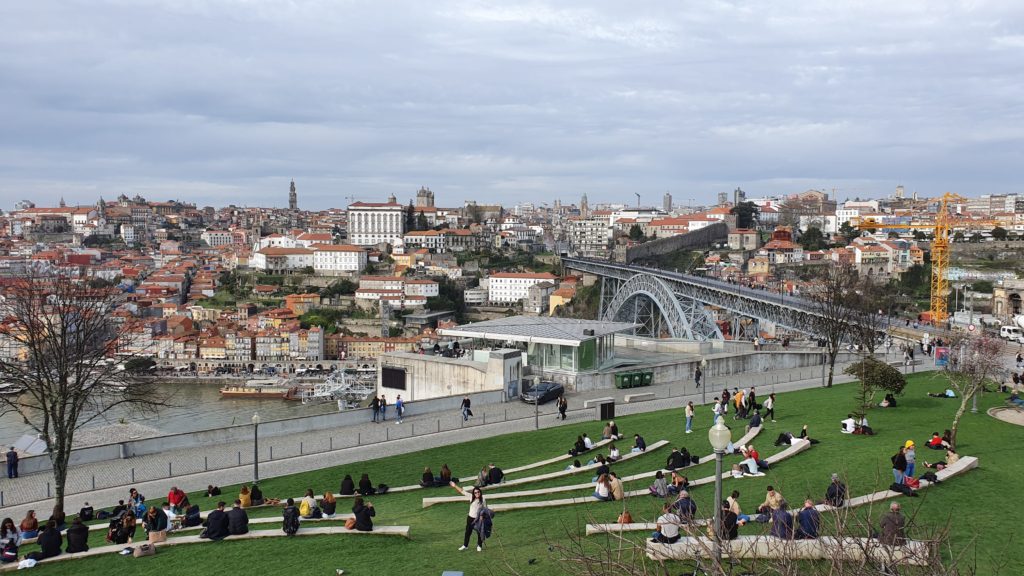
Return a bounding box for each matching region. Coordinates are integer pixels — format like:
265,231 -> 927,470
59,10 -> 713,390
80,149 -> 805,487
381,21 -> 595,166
0,380 -> 342,447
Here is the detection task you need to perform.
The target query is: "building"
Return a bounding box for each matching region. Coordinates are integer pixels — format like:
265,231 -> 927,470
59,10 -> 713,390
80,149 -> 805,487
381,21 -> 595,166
250,247 -> 313,272
311,244 -> 367,274
201,229 -> 234,247
525,281 -> 556,314
487,272 -> 559,304
463,286 -> 489,306
415,186 -> 435,208
347,199 -> 406,246
662,192 -> 672,213
567,217 -> 611,258
727,229 -> 761,251
289,180 -> 298,211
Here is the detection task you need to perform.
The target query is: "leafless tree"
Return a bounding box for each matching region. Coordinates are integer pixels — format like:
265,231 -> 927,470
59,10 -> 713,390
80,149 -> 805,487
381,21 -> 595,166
0,272 -> 166,512
807,264 -> 858,387
847,276 -> 892,356
942,334 -> 1003,450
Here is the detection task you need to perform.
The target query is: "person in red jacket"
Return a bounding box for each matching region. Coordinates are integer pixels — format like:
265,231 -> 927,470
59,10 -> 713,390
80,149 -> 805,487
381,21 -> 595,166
167,487 -> 188,514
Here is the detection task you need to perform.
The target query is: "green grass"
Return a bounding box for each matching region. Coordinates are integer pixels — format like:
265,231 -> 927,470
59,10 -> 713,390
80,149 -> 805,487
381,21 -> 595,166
17,372 -> 1024,575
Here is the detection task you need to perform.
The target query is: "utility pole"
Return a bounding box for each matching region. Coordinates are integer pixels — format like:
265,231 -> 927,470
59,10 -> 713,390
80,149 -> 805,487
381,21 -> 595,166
635,193 -> 640,208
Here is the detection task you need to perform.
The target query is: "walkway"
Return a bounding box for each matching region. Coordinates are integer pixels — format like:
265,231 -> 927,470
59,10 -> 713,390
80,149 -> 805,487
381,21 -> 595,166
0,361 -> 860,518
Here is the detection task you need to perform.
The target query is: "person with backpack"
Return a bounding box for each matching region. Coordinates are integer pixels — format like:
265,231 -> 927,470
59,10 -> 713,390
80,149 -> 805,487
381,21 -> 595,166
395,395 -> 405,424
1,538 -> 17,564
65,518 -> 89,553
891,446 -> 908,485
298,489 -> 319,518
282,499 -> 300,536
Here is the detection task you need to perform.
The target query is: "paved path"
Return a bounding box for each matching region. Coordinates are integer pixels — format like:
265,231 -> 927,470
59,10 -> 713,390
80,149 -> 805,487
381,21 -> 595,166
0,361 -> 862,518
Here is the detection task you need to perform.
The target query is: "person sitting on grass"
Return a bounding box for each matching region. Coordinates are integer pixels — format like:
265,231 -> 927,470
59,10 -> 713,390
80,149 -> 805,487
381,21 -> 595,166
565,459 -> 582,471
649,471 -> 669,498
227,500 -> 249,536
206,485 -> 221,498
825,473 -> 846,507
26,521 -> 61,561
201,502 -> 229,541
571,435 -> 587,456
796,499 -> 820,539
716,499 -> 739,541
879,393 -> 898,408
439,464 -> 454,485
650,504 -> 682,544
669,471 -> 689,494
250,483 -> 264,506
632,434 -> 647,453
593,455 -> 609,478
757,486 -> 785,515
672,490 -> 698,521
840,414 -> 857,434
923,448 -> 959,471
609,472 -> 625,501
421,467 -> 435,488
926,432 -> 945,450
665,448 -> 689,470
299,489 -> 318,518
238,485 -> 252,508
321,492 -> 337,518
339,475 -> 355,496
747,410 -> 763,431
727,490 -> 750,524
770,500 -> 795,539
583,433 -> 594,450
281,499 -> 299,536
592,474 -> 613,501
65,518 -> 89,553
351,497 -> 375,532
485,464 -> 504,485
608,444 -> 620,462
730,463 -> 747,478
357,474 -> 376,496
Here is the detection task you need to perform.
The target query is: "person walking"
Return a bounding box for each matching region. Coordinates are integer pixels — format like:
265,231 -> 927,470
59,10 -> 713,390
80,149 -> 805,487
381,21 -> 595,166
694,366 -> 702,388
5,447 -> 17,479
395,395 -> 405,424
557,396 -> 567,420
764,394 -> 776,423
450,482 -> 487,551
461,395 -> 472,421
684,402 -> 694,434
370,395 -> 381,423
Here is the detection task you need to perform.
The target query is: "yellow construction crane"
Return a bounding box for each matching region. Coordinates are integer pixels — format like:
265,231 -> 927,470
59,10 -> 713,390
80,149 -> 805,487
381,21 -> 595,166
857,192 -> 997,327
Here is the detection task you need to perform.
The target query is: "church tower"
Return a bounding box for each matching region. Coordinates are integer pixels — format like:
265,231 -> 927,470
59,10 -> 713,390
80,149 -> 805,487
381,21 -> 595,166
289,180 -> 297,210
580,193 -> 589,218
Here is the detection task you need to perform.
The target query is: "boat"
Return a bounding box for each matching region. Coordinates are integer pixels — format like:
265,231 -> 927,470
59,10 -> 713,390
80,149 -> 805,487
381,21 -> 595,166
220,378 -> 295,399
0,383 -> 25,396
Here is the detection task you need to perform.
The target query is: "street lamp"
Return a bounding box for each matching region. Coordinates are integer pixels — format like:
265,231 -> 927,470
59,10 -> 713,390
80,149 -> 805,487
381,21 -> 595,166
708,415 -> 733,565
251,412 -> 261,482
700,358 -> 708,406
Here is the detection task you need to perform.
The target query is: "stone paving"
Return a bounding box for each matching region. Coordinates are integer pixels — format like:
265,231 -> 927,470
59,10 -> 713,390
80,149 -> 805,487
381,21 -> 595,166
0,362 -> 859,518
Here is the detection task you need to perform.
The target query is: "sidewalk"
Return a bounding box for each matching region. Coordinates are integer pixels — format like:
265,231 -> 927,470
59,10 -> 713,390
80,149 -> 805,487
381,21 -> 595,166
0,361 -> 859,517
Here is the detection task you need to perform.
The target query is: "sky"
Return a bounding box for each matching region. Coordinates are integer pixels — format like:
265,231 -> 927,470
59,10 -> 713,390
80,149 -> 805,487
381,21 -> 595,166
1,1 -> 1022,211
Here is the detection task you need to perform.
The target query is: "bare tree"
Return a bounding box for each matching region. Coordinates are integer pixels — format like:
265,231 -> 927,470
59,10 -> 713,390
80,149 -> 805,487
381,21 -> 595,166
847,276 -> 891,356
807,264 -> 858,387
0,273 -> 166,512
942,334 -> 1003,450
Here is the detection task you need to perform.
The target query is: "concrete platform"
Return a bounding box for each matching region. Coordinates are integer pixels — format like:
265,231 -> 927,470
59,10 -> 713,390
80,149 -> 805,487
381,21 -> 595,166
647,536 -> 931,566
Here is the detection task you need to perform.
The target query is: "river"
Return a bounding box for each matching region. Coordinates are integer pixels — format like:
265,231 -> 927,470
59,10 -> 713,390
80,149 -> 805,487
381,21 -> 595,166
0,380 -> 343,447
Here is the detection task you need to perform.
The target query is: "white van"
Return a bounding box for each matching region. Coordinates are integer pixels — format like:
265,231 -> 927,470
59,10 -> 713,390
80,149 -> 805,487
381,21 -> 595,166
1000,326 -> 1022,340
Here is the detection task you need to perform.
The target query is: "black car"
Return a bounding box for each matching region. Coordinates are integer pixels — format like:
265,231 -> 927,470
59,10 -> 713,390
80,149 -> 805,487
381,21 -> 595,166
520,381 -> 565,405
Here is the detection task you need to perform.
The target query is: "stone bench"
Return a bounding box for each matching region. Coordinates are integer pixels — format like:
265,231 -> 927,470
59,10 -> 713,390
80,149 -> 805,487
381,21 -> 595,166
1,526 -> 411,572
623,392 -> 656,403
173,513 -> 355,533
487,439 -> 807,513
424,428 -> 762,508
422,440 -> 669,507
646,536 -> 931,566
582,397 -> 614,408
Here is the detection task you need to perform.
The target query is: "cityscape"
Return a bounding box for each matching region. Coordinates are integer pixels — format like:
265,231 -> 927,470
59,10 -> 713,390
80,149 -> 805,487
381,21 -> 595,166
0,2 -> 1022,576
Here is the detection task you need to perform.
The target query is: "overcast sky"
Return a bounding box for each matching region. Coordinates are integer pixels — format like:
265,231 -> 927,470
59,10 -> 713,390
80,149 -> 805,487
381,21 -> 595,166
1,1 -> 1022,210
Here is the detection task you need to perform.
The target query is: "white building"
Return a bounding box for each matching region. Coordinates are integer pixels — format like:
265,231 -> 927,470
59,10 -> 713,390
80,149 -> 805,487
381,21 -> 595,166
567,217 -> 611,258
311,244 -> 367,274
404,279 -> 440,298
201,229 -> 234,247
487,272 -> 559,303
347,200 -> 406,246
250,247 -> 314,272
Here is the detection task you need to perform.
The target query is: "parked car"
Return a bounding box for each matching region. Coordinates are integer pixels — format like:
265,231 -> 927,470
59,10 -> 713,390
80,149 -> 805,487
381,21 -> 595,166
520,381 -> 565,405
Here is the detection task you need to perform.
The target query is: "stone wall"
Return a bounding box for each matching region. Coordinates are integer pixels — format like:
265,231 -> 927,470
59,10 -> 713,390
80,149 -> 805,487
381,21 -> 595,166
622,222 -> 729,263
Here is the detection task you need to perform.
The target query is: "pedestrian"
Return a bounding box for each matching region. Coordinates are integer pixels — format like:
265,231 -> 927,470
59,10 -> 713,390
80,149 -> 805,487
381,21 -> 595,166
395,395 -> 405,424
370,395 -> 381,423
5,447 -> 17,479
694,366 -> 702,388
461,395 -> 472,421
380,395 -> 387,421
1016,352 -> 1022,369
890,446 -> 907,485
557,396 -> 567,420
685,401 -> 694,434
879,502 -> 906,546
764,393 -> 776,422
904,440 -> 916,478
449,482 -> 487,551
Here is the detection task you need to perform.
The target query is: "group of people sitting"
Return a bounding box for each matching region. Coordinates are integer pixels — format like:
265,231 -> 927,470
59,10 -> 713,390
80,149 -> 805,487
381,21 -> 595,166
420,464 -> 457,488
730,445 -> 770,478
339,473 -> 387,496
474,464 -> 505,487
840,414 -> 875,435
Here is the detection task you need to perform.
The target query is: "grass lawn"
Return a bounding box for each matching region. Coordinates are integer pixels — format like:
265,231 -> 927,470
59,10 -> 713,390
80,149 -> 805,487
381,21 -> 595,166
14,371 -> 1023,575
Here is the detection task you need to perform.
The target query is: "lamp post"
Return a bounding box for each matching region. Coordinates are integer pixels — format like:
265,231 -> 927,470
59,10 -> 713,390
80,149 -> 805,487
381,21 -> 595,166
708,416 -> 733,566
971,351 -> 980,413
251,412 -> 261,482
700,358 -> 708,406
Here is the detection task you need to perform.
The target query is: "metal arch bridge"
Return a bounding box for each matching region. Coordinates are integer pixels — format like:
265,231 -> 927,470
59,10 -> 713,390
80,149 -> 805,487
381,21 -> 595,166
563,257 -> 824,340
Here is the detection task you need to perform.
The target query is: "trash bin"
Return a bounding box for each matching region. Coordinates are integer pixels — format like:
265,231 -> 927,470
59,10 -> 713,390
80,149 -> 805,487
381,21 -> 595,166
641,372 -> 654,386
599,400 -> 615,420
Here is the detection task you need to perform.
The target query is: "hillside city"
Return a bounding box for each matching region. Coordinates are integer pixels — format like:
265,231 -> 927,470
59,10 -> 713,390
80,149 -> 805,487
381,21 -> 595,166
2,184 -> 1022,371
